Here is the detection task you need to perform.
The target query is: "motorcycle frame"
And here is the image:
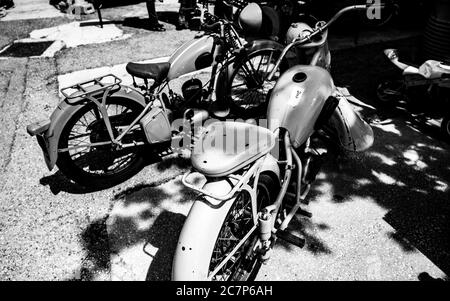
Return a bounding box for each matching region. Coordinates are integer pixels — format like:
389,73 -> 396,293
57,27 -> 251,155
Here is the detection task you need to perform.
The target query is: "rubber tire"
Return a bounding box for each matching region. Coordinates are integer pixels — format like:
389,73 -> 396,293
56,97 -> 146,188
227,49 -> 288,118
208,173 -> 279,281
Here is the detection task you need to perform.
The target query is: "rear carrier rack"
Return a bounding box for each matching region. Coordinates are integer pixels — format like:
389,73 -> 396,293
60,74 -> 122,101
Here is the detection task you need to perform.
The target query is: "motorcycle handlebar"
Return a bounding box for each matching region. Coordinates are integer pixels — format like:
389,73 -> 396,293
267,3 -> 385,80
201,21 -> 222,32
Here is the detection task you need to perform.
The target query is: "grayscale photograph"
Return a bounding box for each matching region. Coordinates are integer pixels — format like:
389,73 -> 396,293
0,0 -> 448,288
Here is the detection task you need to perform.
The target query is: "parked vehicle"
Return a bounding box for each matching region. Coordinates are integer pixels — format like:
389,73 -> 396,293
377,49 -> 450,140
172,4 -> 376,281
26,8 -> 286,188
216,0 -> 335,118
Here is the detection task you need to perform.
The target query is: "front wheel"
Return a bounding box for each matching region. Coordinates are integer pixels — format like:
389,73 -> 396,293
208,174 -> 279,281
226,49 -> 288,118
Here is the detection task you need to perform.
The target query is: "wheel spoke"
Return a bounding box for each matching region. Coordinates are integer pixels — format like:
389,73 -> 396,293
61,101 -> 142,177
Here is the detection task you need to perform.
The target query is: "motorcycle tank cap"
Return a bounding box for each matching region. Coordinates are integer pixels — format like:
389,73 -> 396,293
293,72 -> 307,83
239,3 -> 263,34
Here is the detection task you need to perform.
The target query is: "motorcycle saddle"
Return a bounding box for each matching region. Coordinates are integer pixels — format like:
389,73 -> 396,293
191,121 -> 276,177
126,62 -> 170,83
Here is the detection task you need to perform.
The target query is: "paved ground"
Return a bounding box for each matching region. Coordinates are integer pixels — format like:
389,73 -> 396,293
0,1 -> 449,281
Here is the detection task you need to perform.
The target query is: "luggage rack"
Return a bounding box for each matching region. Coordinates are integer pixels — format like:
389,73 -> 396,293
60,74 -> 122,101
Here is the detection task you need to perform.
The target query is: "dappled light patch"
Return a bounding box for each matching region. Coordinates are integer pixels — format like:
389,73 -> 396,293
433,180 -> 448,193
355,178 -> 373,187
368,152 -> 396,166
371,170 -> 406,186
372,120 -> 402,136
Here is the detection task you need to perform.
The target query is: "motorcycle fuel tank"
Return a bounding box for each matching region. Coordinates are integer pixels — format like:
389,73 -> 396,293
268,65 -> 334,148
267,65 -> 374,151
167,35 -> 215,81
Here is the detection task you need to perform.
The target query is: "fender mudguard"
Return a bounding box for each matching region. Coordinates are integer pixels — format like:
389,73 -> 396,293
214,39 -> 285,104
41,85 -> 146,170
172,155 -> 280,280
324,95 -> 374,152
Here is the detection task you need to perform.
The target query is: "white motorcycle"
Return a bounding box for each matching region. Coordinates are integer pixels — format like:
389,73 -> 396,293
171,4 -> 377,281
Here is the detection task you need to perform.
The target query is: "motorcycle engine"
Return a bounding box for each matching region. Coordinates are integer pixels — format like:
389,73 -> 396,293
182,78 -> 203,105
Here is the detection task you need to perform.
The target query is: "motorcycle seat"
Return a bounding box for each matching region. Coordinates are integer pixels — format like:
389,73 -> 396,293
126,62 -> 170,83
191,121 -> 276,177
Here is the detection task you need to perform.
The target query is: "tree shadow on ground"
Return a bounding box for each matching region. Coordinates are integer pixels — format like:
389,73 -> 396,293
39,146 -> 188,195
314,36 -> 450,277
68,178 -> 196,280
70,36 -> 449,280
145,210 -> 186,280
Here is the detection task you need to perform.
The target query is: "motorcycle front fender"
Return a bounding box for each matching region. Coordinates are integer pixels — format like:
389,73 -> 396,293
324,95 -> 374,152
38,85 -> 146,171
172,155 -> 280,280
172,179 -> 236,280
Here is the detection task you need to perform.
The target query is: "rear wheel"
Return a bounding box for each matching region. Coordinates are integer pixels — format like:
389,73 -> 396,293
208,174 -> 279,281
56,97 -> 146,188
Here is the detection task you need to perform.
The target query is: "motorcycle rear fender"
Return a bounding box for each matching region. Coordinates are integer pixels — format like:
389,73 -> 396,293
38,85 -> 146,171
325,95 -> 374,152
172,154 -> 280,280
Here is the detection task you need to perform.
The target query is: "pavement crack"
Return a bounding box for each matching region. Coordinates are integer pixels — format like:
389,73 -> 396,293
1,58 -> 29,174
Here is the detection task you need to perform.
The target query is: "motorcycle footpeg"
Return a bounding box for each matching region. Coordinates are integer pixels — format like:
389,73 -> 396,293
276,230 -> 305,249
297,208 -> 312,218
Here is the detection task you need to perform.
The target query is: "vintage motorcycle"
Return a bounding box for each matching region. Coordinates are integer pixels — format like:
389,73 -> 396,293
26,9 -> 288,188
172,4 -> 376,281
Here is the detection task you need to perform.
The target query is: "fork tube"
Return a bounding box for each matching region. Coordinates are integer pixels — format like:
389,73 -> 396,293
292,148 -> 303,206
263,131 -> 293,218
279,148 -> 303,231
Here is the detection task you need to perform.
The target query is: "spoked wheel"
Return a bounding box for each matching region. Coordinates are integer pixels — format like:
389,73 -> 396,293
441,115 -> 450,142
228,49 -> 287,118
376,80 -> 406,106
56,97 -> 146,188
208,174 -> 279,281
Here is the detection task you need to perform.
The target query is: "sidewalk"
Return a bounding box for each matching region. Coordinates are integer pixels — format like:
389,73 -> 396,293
0,0 -> 64,21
